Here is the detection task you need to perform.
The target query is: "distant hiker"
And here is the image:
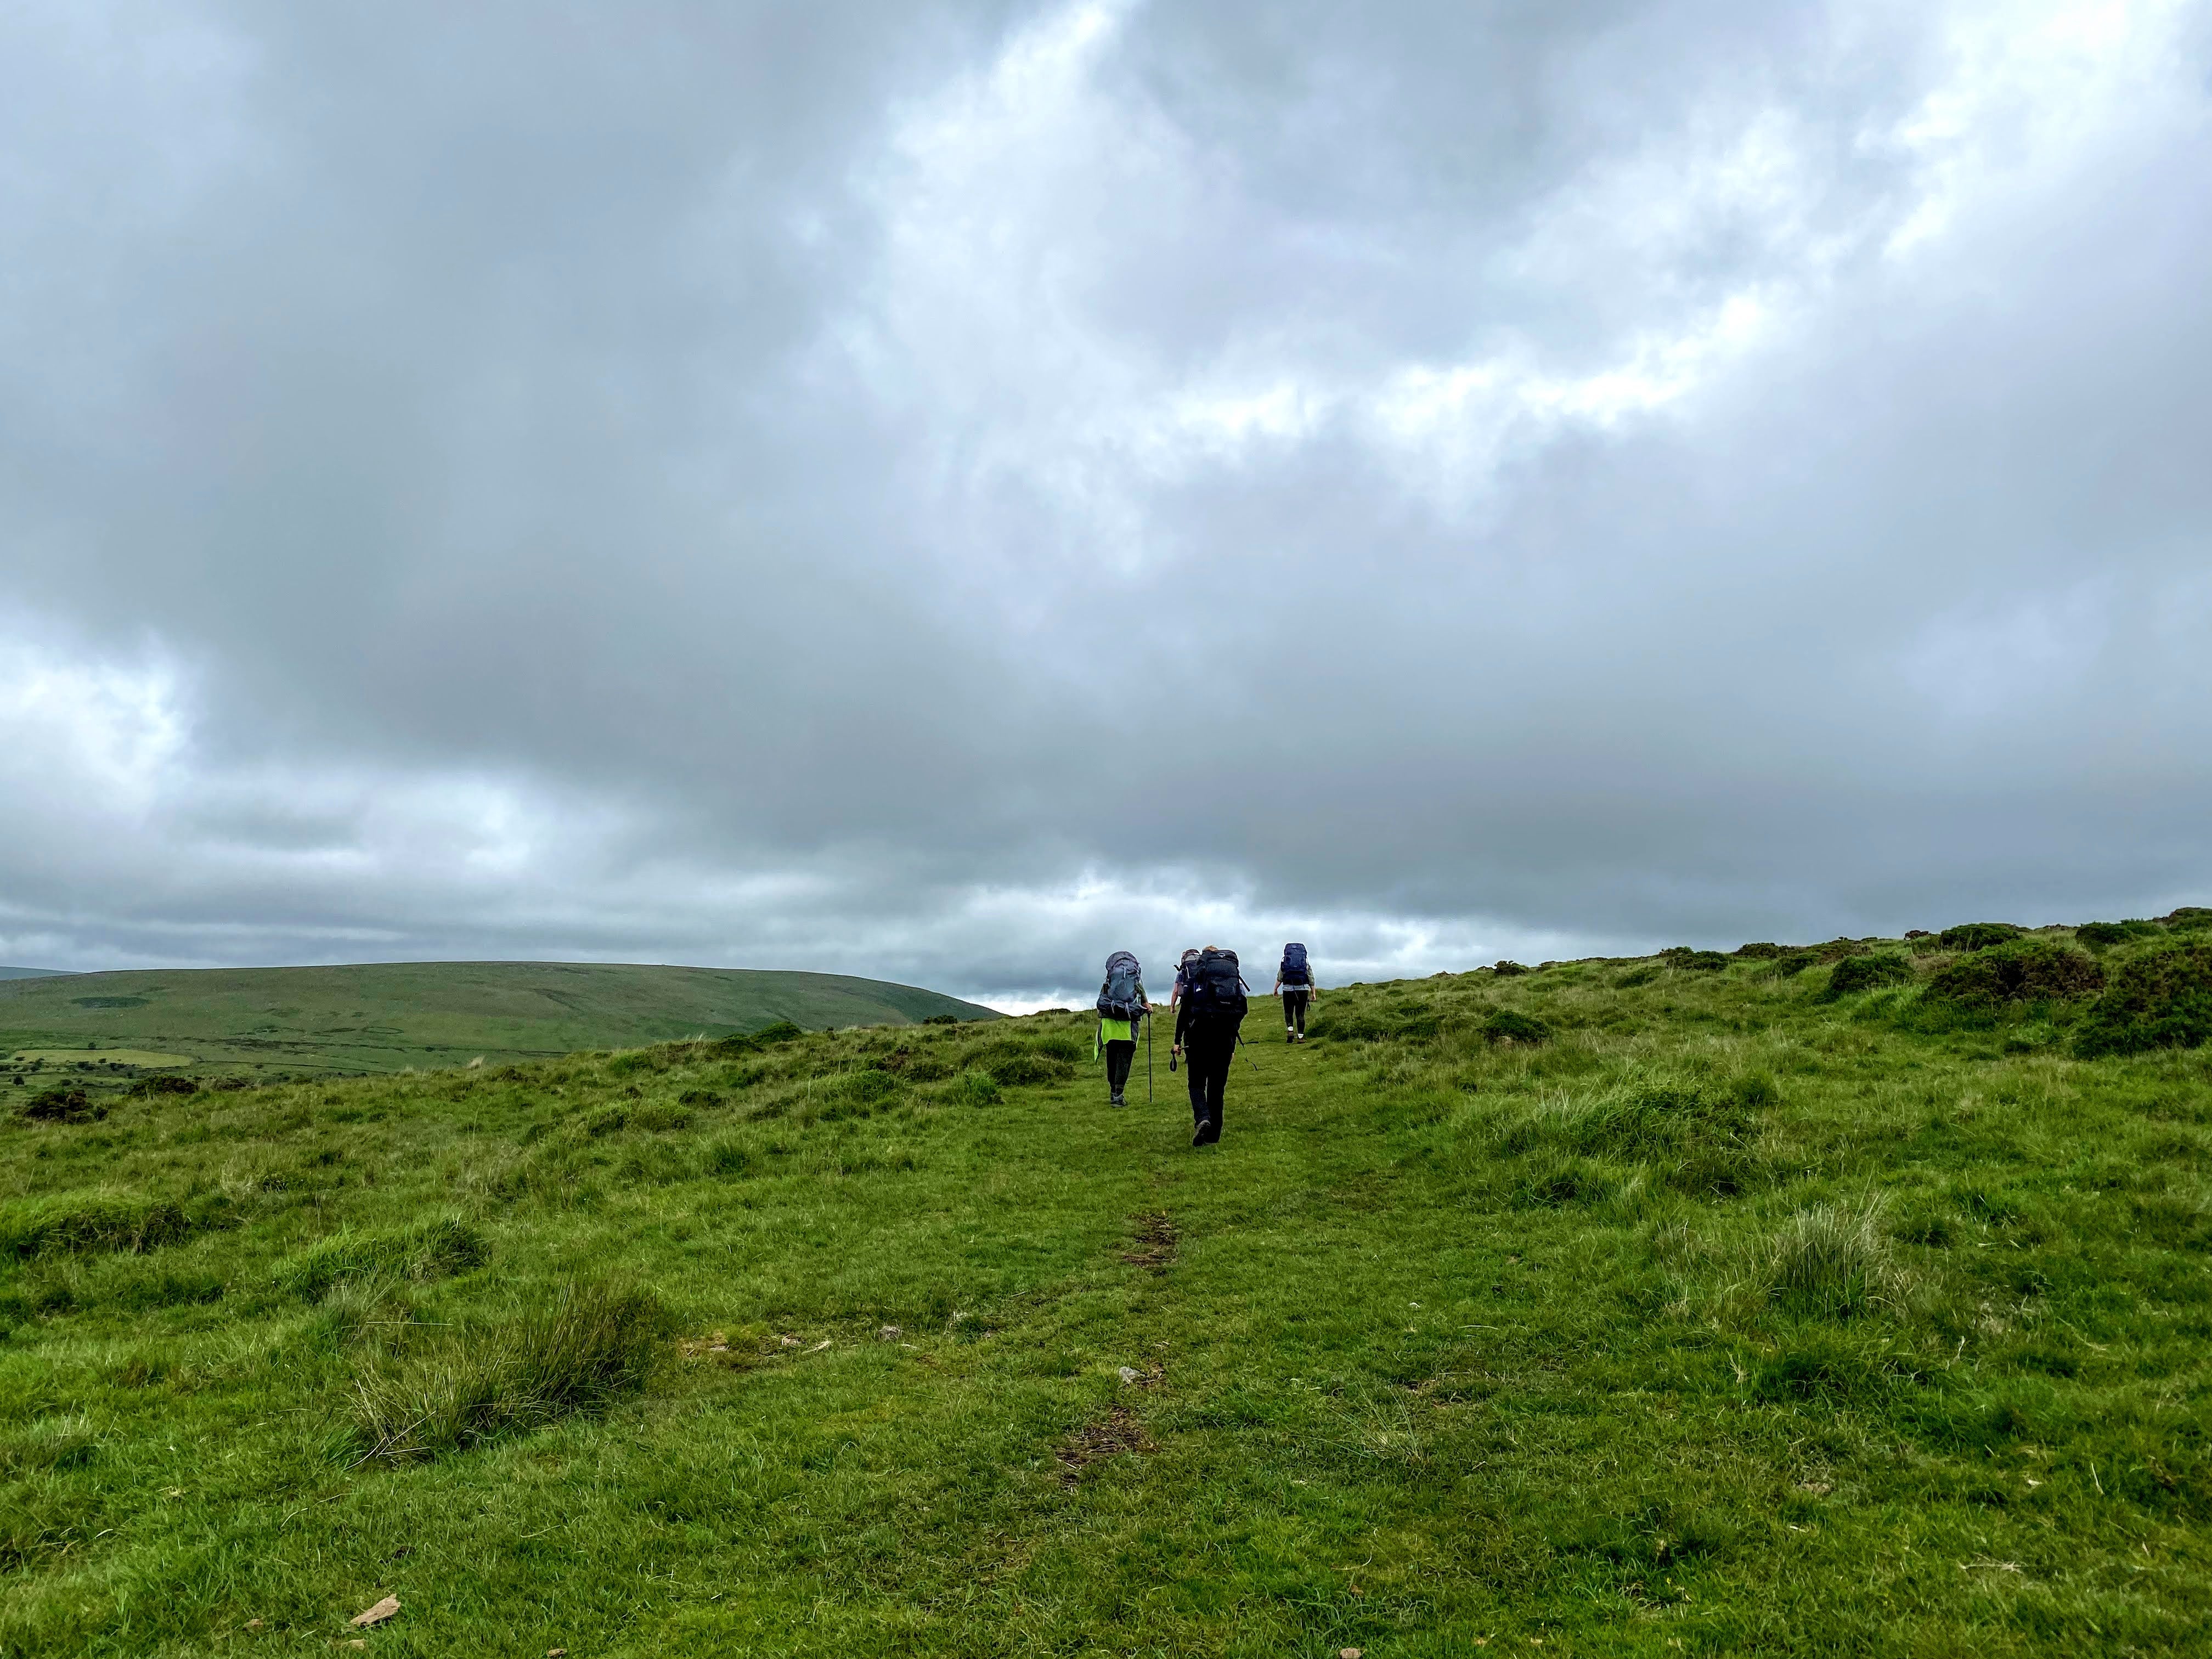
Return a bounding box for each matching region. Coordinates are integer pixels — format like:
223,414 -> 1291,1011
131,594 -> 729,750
1272,943 -> 1320,1043
1172,945 -> 1248,1147
1167,947 -> 1200,1009
1094,950 -> 1150,1108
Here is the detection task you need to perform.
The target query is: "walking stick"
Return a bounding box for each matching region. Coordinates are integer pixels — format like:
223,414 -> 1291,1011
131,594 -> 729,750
1146,1012 -> 1153,1103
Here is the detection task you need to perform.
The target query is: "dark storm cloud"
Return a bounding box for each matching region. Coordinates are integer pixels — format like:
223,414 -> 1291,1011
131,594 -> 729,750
3,0 -> 2209,1005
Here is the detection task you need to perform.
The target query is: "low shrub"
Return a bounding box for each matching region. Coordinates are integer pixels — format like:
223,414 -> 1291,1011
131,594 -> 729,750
1492,961 -> 1530,977
1820,952 -> 1914,1001
1923,939 -> 2103,1013
18,1087 -> 104,1124
0,1194 -> 192,1260
1765,951 -> 1821,978
1938,922 -> 2024,952
2074,919 -> 2165,950
1733,943 -> 1784,959
2161,906 -> 2212,932
349,1279 -> 665,1464
1482,1009 -> 1552,1045
713,1020 -> 805,1057
2071,943 -> 2212,1059
279,1217 -> 489,1301
127,1075 -> 198,1098
1672,951 -> 1729,973
1767,1199 -> 1902,1318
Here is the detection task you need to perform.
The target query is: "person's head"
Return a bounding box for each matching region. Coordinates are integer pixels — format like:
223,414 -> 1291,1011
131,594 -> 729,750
1181,948 -> 1199,966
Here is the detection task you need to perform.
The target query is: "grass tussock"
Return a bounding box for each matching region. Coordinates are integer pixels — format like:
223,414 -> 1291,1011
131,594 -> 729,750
279,1217 -> 489,1301
1765,1198 -> 1905,1318
0,1193 -> 194,1260
348,1279 -> 666,1464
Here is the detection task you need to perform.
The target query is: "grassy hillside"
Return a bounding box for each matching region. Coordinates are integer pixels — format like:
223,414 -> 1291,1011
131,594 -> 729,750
2,924 -> 2209,1655
0,970 -> 67,983
0,962 -> 997,1097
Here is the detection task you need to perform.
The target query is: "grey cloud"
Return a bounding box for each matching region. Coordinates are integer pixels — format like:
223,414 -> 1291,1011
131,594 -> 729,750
3,0 -> 2209,1006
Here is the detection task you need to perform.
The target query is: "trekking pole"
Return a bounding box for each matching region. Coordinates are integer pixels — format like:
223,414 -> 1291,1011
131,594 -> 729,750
1146,1014 -> 1154,1103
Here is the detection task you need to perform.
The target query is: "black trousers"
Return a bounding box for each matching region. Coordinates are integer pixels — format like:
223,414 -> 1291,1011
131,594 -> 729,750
1183,1024 -> 1236,1128
1104,1039 -> 1135,1094
1282,988 -> 1310,1034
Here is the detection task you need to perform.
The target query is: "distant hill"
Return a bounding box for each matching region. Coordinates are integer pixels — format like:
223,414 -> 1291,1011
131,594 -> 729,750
0,961 -> 996,1088
0,967 -> 70,981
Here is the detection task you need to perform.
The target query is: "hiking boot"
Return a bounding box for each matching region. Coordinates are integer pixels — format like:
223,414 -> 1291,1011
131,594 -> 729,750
1192,1118 -> 1220,1147
1109,1091 -> 1125,1108
1285,1028 -> 1295,1043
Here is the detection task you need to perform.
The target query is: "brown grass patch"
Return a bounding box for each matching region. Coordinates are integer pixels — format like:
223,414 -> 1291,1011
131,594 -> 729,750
1056,1404 -> 1155,1485
1120,1211 -> 1177,1271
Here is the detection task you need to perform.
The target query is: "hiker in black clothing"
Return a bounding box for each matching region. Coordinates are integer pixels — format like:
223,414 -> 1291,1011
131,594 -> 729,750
1272,942 -> 1319,1043
1171,945 -> 1247,1146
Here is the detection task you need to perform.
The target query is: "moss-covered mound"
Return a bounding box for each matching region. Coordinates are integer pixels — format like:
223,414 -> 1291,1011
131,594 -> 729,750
2072,943 -> 2212,1059
1923,939 -> 2102,1012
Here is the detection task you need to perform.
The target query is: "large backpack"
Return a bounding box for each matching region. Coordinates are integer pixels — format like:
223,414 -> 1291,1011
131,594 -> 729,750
1097,951 -> 1146,1022
1182,948 -> 1248,1024
1280,943 -> 1310,985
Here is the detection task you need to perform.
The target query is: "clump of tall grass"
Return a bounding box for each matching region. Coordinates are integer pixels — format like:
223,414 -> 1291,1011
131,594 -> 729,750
348,1279 -> 665,1464
0,1193 -> 193,1260
279,1217 -> 489,1301
1765,1199 -> 1904,1318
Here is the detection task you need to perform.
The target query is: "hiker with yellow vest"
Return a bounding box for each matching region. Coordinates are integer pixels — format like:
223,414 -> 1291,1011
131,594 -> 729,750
1094,950 -> 1150,1108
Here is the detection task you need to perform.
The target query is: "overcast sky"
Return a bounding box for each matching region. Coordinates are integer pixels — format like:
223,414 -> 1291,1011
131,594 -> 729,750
3,1 -> 2209,1008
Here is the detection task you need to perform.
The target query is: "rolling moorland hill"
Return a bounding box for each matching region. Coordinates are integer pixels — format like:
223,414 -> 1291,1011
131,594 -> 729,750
0,969 -> 67,983
3,916 -> 2211,1654
0,962 -> 998,1099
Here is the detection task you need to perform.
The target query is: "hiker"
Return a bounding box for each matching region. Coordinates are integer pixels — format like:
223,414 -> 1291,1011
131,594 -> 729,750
1094,950 -> 1150,1108
1167,947 -> 1199,1009
1172,945 -> 1248,1147
1272,943 -> 1320,1043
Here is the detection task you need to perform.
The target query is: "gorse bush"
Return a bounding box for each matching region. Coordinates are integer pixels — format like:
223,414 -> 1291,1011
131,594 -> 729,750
2071,943 -> 2212,1059
1820,953 -> 1914,1001
18,1086 -> 104,1124
1482,1009 -> 1551,1045
1938,922 -> 2024,952
349,1279 -> 665,1464
1922,939 -> 2103,1013
2074,919 -> 2165,950
1767,1199 -> 1902,1318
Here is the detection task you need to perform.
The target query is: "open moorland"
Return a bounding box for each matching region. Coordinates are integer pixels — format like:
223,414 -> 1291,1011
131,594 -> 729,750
3,916 -> 2210,1655
0,962 -> 997,1102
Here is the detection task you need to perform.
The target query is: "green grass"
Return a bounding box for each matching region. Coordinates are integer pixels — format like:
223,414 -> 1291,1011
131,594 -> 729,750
0,935 -> 2208,1654
0,961 -> 998,1099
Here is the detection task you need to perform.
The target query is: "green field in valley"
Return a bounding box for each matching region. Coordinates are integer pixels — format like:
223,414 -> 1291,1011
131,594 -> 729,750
0,962 -> 998,1102
2,918 -> 2210,1655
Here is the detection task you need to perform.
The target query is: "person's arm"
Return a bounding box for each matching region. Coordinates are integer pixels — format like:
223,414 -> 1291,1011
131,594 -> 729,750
1173,997 -> 1191,1049
1271,974 -> 1282,996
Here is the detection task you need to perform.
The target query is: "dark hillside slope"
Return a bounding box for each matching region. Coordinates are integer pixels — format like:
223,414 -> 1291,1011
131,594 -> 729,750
0,968 -> 68,981
0,961 -> 995,1091
0,938 -> 2203,1654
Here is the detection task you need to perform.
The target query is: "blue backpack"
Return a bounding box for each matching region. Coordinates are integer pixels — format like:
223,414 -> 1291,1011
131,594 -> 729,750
1097,951 -> 1145,1022
1280,943 -> 1310,985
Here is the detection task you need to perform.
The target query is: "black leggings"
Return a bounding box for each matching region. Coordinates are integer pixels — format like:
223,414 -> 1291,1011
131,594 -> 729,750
1282,988 -> 1310,1034
1183,1026 -> 1235,1128
1104,1039 -> 1135,1093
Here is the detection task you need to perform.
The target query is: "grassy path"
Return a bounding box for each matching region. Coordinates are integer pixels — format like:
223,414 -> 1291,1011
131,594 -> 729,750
2,960 -> 2208,1654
